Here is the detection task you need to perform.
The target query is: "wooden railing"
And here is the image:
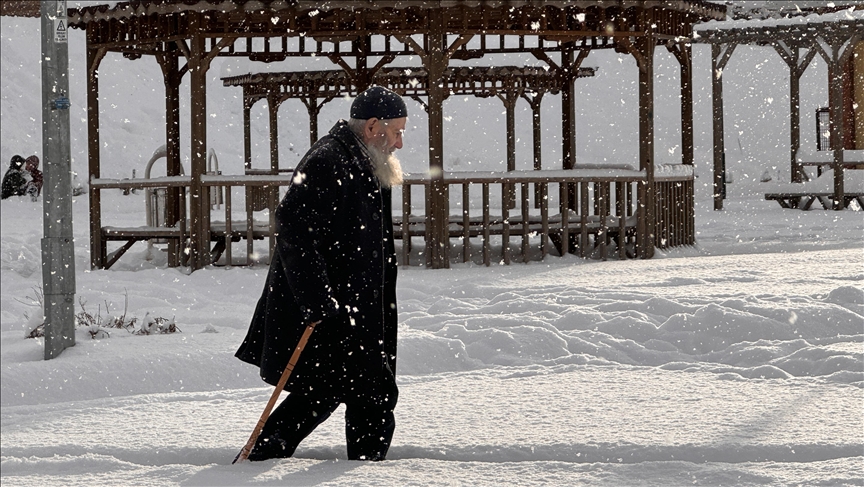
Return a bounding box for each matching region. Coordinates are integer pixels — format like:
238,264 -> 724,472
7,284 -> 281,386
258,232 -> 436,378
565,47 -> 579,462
88,166 -> 694,269
654,178 -> 695,249
200,174 -> 291,267
398,169 -> 649,266
89,175 -> 191,268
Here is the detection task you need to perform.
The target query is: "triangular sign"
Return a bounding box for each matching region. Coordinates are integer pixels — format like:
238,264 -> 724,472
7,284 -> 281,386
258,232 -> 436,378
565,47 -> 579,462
56,20 -> 66,32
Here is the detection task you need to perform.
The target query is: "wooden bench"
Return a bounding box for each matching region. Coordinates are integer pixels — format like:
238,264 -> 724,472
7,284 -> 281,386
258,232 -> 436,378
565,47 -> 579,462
393,213 -> 638,261
799,161 -> 864,170
208,220 -> 272,264
764,192 -> 864,210
102,219 -> 276,269
102,226 -> 185,269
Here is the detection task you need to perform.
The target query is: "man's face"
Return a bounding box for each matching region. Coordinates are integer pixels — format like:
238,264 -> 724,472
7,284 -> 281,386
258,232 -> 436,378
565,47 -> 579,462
368,117 -> 406,154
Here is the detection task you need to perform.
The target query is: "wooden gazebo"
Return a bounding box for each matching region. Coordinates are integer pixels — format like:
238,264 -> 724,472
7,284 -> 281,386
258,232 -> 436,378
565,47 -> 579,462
695,7 -> 864,210
68,0 -> 725,270
222,65 -> 595,165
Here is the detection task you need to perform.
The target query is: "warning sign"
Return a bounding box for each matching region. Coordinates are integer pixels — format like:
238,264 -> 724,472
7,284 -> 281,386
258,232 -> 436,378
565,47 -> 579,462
54,18 -> 67,43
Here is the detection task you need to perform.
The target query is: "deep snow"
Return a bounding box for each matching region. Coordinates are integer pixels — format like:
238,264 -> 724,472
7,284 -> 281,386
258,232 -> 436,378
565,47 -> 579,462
2,6 -> 863,487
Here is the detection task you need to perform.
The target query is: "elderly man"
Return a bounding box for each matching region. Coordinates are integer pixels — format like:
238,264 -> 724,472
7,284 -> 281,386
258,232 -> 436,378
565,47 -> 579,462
236,86 -> 406,461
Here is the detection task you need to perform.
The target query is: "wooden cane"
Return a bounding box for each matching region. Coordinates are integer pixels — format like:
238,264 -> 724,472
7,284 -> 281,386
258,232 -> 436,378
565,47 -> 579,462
233,321 -> 319,464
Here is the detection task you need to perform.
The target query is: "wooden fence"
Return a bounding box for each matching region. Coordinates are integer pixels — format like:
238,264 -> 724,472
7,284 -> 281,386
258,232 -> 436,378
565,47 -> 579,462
88,167 -> 694,269
398,170 -> 646,266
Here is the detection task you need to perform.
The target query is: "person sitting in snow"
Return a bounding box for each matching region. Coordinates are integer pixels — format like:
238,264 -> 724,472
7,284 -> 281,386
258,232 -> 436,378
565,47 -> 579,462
1,155 -> 28,199
23,155 -> 43,201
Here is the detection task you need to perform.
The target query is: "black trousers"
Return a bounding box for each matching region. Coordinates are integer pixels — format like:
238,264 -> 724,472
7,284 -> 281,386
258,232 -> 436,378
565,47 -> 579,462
251,382 -> 398,461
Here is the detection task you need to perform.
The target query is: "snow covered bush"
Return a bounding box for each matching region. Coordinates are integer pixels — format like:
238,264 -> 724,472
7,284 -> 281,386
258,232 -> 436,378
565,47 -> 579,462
21,289 -> 179,339
134,312 -> 180,335
16,286 -> 45,338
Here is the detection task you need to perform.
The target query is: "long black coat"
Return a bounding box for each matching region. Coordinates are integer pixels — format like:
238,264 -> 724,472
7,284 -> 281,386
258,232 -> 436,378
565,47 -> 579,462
236,121 -> 398,396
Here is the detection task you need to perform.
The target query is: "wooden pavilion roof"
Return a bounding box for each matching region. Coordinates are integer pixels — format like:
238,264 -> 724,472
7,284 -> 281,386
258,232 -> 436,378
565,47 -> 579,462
68,0 -> 726,59
694,8 -> 864,46
69,0 -> 727,25
222,65 -> 596,103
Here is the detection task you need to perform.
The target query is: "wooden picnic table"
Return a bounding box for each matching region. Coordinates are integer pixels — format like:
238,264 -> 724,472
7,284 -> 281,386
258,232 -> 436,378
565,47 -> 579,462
764,192 -> 864,210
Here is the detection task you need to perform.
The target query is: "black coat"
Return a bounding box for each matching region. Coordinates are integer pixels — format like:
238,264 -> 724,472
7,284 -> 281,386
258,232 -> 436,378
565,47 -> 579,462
1,168 -> 27,199
236,121 -> 398,396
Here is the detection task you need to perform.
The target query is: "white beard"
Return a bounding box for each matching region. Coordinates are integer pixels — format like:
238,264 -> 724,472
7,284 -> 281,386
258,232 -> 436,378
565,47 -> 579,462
367,142 -> 403,188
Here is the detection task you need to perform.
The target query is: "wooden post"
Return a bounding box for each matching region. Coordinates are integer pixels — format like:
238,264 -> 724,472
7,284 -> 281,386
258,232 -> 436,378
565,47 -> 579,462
668,42 -> 694,167
267,96 -> 281,259
558,45 -> 589,212
561,44 -> 577,211
86,35 -> 105,269
682,51 -> 694,168
828,56 -> 845,211
301,95 -> 322,147
774,42 -> 816,183
158,42 -> 184,267
308,100 -> 320,146
789,50 -> 803,184
188,19 -> 209,269
815,36 -> 858,210
522,91 -> 544,208
497,89 -> 520,209
561,44 -> 576,172
482,183 -> 490,266
635,16 -> 656,259
353,35 -> 372,91
504,91 -> 516,174
501,182 -> 510,264
268,94 -> 279,173
243,95 -> 252,171
711,42 -> 736,211
423,10 -> 450,269
462,183 -> 470,263
185,24 -> 231,270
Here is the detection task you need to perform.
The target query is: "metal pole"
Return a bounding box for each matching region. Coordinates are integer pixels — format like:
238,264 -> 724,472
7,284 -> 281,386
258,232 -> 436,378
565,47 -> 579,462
41,0 -> 76,360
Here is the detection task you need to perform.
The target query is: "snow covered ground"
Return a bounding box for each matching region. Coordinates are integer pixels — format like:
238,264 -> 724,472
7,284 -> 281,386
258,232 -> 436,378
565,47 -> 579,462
2,193 -> 862,486
2,6 -> 864,487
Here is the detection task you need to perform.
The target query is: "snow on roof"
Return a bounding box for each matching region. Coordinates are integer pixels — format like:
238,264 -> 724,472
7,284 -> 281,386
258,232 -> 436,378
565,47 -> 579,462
695,5 -> 864,30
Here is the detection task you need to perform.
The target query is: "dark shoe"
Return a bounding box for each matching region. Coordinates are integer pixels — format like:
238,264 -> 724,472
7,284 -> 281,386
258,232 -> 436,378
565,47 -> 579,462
247,431 -> 294,461
349,452 -> 386,461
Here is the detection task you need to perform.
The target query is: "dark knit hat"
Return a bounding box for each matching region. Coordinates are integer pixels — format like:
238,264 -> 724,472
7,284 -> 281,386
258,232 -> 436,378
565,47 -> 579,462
350,86 -> 407,121
10,155 -> 24,169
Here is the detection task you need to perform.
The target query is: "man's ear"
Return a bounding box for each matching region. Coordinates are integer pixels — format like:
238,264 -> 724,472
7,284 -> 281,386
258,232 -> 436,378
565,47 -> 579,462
364,118 -> 379,140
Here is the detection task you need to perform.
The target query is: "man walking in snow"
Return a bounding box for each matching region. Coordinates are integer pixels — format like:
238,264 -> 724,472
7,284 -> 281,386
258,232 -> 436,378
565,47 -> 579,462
236,86 -> 405,461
